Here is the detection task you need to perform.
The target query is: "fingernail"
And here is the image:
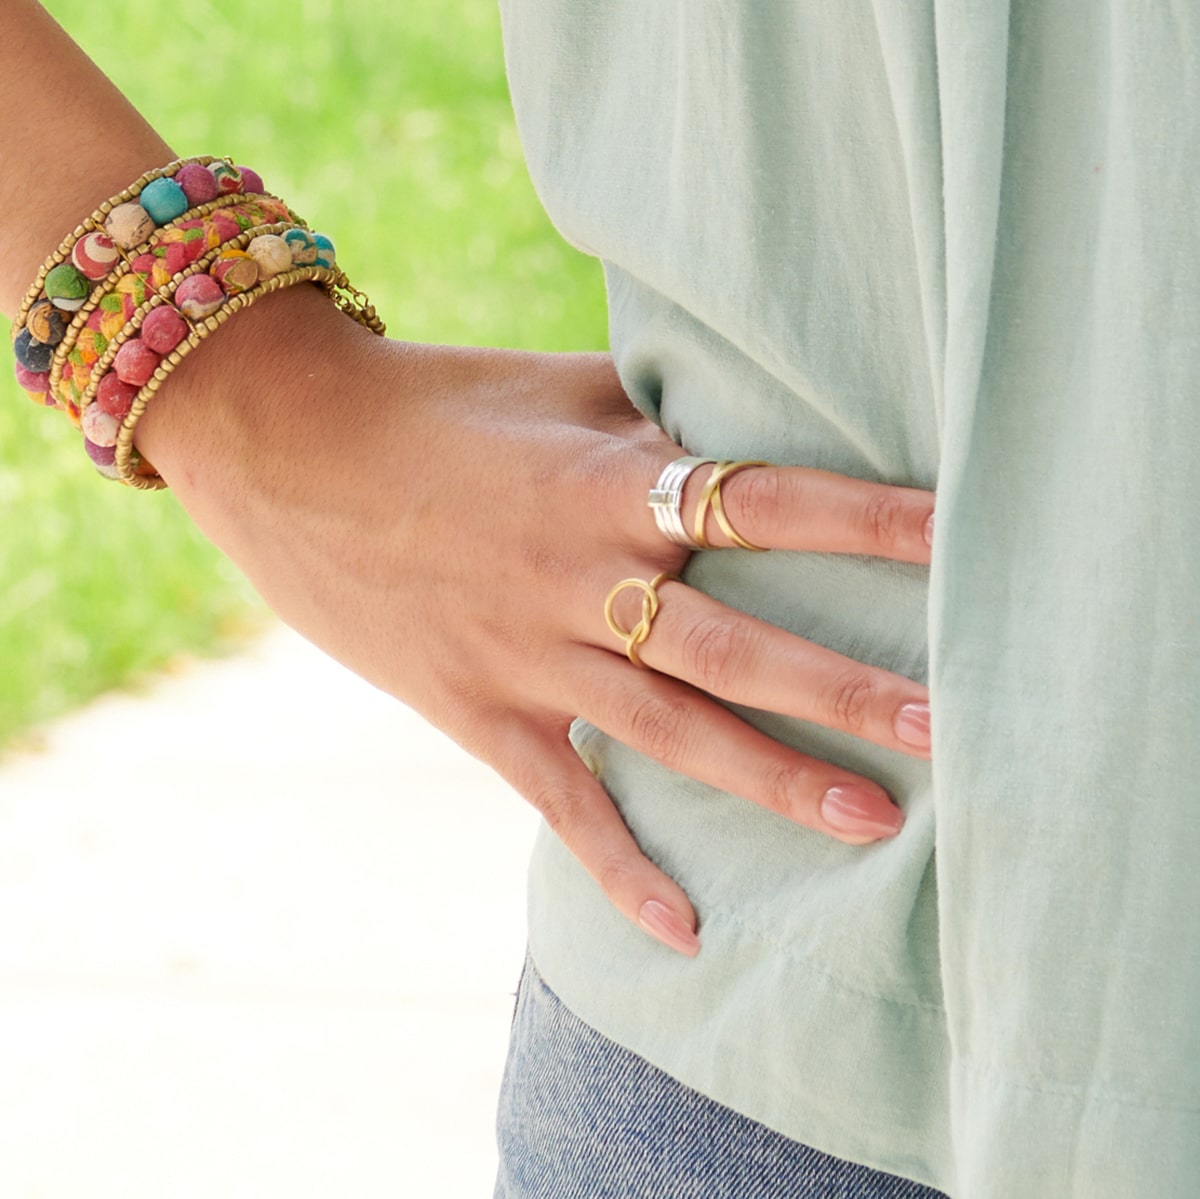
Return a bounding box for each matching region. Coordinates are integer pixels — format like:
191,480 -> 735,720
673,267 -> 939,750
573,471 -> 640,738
639,900 -> 700,957
924,512 -> 935,547
894,701 -> 931,750
821,785 -> 904,840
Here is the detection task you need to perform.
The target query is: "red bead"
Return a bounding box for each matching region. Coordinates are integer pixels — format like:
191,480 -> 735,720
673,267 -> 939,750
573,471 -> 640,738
113,338 -> 161,387
141,306 -> 188,354
72,230 -> 119,280
96,372 -> 137,419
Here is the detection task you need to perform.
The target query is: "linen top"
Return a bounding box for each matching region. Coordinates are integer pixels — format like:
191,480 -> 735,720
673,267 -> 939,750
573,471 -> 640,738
499,3 -> 1200,1195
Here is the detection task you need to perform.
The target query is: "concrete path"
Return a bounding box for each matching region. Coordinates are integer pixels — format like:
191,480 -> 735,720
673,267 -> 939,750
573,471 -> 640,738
0,625 -> 540,1198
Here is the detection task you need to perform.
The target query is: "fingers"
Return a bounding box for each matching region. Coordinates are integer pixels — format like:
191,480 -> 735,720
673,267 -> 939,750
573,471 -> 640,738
610,577 -> 932,759
635,455 -> 935,562
493,716 -> 701,958
565,649 -> 908,846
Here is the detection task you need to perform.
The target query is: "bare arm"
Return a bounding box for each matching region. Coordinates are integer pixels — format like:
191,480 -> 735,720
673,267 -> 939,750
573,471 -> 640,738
1,2 -> 934,957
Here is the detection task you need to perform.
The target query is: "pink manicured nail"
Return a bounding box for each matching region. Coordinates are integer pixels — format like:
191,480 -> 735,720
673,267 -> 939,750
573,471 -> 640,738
924,513 -> 935,547
820,785 -> 904,840
894,701 -> 931,750
639,900 -> 700,957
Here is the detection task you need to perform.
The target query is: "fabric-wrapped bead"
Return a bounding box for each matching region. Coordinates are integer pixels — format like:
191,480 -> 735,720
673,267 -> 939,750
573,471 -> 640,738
210,249 -> 259,295
95,372 -> 136,419
113,338 -> 161,387
140,306 -> 189,354
246,234 -> 292,280
283,227 -> 318,266
26,299 -> 67,346
238,166 -> 265,194
14,360 -> 52,403
140,177 -> 189,225
313,234 -> 336,269
14,328 -> 53,372
72,230 -> 119,280
208,161 -> 244,194
44,262 -> 89,310
81,401 -> 121,448
105,202 -> 155,250
175,162 -> 220,206
84,436 -> 121,479
175,274 -> 224,319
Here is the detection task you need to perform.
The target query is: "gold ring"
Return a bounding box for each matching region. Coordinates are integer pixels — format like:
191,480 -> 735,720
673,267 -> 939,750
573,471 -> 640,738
694,460 -> 769,551
603,571 -> 677,668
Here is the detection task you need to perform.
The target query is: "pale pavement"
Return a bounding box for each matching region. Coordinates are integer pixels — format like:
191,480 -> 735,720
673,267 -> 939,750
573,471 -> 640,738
0,624 -> 541,1198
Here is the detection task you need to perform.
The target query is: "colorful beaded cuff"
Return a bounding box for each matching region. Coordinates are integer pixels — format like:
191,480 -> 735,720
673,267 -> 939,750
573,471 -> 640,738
11,157 -> 384,488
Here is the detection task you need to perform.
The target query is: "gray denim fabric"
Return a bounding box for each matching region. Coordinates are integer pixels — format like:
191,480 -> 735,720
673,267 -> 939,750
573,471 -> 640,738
495,957 -> 949,1199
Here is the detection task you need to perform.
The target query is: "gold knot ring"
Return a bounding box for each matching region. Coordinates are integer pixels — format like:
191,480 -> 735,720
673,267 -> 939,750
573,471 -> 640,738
603,571 -> 677,668
694,460 -> 770,551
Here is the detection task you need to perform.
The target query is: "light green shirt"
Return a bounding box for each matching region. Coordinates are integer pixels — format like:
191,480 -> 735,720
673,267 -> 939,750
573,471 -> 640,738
501,3 -> 1200,1194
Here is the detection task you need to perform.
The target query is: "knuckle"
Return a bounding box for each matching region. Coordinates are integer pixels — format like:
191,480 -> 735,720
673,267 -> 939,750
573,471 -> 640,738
627,692 -> 692,762
679,615 -> 744,690
593,848 -> 640,901
730,467 -> 782,530
826,670 -> 878,734
529,779 -> 582,833
759,759 -> 810,820
861,491 -> 907,549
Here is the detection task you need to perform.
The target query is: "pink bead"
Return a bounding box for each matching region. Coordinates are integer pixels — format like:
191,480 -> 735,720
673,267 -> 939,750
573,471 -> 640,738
113,338 -> 161,387
82,402 -> 121,448
141,306 -> 188,354
237,166 -> 265,194
175,274 -> 224,320
72,230 -> 119,280
175,163 -> 220,206
96,372 -> 137,419
14,361 -> 51,398
84,437 -> 120,479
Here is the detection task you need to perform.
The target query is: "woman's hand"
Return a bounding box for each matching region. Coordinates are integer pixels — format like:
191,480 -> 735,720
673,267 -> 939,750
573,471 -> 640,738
137,286 -> 935,957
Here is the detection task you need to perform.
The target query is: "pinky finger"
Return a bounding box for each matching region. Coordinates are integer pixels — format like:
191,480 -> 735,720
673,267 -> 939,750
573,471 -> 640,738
495,718 -> 701,957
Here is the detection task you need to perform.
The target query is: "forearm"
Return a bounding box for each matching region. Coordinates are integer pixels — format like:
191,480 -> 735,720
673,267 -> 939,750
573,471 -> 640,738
0,1 -> 171,317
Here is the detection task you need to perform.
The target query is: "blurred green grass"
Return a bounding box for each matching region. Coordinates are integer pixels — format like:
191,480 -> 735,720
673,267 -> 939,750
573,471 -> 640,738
0,0 -> 607,751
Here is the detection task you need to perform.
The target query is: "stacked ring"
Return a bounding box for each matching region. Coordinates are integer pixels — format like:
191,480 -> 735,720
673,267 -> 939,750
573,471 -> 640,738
648,455 -> 770,551
694,460 -> 769,551
648,456 -> 716,548
604,571 -> 677,667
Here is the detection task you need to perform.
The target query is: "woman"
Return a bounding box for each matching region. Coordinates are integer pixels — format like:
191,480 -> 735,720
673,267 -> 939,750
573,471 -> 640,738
4,2 -> 1196,1196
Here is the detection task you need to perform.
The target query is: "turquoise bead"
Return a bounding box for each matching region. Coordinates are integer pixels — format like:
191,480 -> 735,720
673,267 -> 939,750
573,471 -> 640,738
140,177 -> 189,225
313,233 -> 336,269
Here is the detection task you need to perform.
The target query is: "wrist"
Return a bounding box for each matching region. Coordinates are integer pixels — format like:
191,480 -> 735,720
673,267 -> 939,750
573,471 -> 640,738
134,283 -> 385,532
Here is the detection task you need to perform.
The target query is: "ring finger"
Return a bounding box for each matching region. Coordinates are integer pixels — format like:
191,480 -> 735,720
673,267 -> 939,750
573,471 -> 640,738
601,574 -> 930,757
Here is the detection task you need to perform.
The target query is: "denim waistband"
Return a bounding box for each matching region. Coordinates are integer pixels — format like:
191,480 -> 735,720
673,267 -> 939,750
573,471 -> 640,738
495,954 -> 950,1199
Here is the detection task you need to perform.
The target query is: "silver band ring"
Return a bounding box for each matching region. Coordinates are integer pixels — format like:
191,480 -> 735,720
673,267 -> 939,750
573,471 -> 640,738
648,456 -> 716,548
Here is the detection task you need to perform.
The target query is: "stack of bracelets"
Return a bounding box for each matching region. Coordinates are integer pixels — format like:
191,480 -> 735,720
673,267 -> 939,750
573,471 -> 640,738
10,155 -> 385,489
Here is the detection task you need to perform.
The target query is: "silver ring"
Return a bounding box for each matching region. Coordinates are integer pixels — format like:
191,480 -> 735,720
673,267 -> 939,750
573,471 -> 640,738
648,456 -> 716,548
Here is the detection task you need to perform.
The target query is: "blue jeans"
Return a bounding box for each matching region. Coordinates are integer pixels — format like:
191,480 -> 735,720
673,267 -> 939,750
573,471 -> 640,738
495,957 -> 949,1199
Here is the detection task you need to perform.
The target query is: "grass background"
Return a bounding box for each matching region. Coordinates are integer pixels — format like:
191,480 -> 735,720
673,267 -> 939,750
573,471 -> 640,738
0,0 -> 607,751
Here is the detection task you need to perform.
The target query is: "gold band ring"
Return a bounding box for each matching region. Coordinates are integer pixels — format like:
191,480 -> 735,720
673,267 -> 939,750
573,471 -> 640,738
694,460 -> 769,551
603,571 -> 677,668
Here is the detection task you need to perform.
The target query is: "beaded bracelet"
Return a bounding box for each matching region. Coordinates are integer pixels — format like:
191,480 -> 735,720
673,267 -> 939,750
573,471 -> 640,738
12,158 -> 384,487
52,196 -> 299,413
14,157 -> 274,418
